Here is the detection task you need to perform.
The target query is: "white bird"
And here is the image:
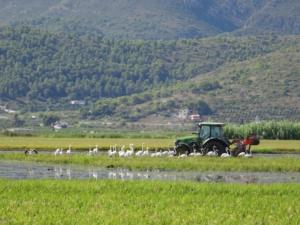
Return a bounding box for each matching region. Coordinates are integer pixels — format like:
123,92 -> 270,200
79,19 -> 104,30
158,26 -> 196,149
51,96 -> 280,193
207,151 -> 217,157
66,145 -> 72,155
150,149 -> 158,158
93,145 -> 99,154
108,145 -> 117,157
135,143 -> 144,157
194,148 -> 204,157
178,151 -> 188,158
142,147 -> 150,157
221,147 -> 231,158
135,150 -> 143,157
125,147 -> 134,157
206,146 -> 218,157
190,146 -> 198,157
155,150 -> 163,157
238,152 -> 246,157
245,148 -> 253,158
54,148 -> 60,156
88,146 -> 93,156
59,148 -> 64,155
167,147 -> 176,157
118,145 -> 126,157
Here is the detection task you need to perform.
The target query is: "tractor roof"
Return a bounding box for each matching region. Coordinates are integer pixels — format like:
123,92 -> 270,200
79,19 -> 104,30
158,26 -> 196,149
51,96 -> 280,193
198,122 -> 225,126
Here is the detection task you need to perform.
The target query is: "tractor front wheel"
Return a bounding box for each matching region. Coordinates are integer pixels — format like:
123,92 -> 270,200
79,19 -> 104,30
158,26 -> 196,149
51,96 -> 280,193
175,145 -> 190,156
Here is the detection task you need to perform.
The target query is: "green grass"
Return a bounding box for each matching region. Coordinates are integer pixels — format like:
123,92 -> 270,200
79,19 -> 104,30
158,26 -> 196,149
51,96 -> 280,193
1,154 -> 300,172
251,140 -> 300,153
0,137 -> 300,153
0,180 -> 299,225
0,136 -> 173,150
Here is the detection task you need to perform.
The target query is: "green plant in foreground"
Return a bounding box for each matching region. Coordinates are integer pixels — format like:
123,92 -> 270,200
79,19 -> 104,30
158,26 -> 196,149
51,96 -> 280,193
0,180 -> 299,225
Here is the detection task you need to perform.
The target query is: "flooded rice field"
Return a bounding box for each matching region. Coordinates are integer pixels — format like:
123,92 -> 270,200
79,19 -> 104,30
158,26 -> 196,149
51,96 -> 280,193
1,150 -> 300,158
1,160 -> 300,184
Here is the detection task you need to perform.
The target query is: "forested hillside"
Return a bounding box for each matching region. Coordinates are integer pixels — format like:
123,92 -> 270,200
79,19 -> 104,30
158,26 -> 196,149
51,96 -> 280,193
0,26 -> 299,122
0,26 -> 283,101
0,0 -> 299,39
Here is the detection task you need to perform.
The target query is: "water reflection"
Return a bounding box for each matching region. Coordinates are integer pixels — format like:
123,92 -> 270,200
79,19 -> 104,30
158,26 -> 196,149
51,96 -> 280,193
0,160 -> 300,184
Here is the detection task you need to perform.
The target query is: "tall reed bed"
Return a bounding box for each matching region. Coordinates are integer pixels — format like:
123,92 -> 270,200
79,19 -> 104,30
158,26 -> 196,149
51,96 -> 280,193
224,121 -> 300,140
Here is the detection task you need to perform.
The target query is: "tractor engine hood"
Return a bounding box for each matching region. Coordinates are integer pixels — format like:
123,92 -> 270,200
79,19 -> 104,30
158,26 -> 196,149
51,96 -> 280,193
175,135 -> 197,144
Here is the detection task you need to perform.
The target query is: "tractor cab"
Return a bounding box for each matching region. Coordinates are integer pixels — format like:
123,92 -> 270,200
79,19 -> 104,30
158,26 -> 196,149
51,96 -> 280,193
198,122 -> 225,140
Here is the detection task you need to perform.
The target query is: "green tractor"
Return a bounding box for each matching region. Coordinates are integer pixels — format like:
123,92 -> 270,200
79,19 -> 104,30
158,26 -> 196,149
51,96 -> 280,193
175,122 -> 230,156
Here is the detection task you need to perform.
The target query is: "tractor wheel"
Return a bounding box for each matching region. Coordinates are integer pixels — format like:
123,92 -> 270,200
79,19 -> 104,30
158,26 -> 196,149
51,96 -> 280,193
175,145 -> 190,156
204,141 -> 226,156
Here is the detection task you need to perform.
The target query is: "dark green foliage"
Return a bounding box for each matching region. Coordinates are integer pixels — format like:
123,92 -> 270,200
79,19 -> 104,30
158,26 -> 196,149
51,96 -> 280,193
40,114 -> 60,126
190,81 -> 222,94
0,26 -> 282,106
12,114 -> 24,127
0,26 -> 299,121
192,100 -> 212,115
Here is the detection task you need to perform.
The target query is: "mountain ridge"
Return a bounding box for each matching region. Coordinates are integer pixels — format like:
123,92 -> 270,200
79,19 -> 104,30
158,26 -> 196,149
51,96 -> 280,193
0,0 -> 299,39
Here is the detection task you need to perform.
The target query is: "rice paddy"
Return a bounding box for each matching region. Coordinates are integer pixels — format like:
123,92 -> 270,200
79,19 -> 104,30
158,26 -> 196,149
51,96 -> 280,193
1,136 -> 300,224
0,180 -> 299,225
0,137 -> 300,153
1,153 -> 300,172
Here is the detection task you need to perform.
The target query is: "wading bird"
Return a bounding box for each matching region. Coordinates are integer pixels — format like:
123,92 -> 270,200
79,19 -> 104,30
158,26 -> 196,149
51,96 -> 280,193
207,145 -> 218,157
54,148 -> 60,156
221,147 -> 231,158
66,145 -> 72,154
93,145 -> 99,154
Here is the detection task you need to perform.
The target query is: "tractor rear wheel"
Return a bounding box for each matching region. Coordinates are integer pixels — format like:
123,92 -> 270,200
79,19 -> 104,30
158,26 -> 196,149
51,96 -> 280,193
204,141 -> 226,156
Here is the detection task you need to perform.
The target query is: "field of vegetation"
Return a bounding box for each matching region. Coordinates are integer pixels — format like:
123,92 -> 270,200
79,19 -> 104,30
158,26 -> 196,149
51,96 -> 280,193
1,154 -> 300,172
0,136 -> 299,153
1,26 -> 300,122
0,180 -> 299,225
224,121 -> 300,140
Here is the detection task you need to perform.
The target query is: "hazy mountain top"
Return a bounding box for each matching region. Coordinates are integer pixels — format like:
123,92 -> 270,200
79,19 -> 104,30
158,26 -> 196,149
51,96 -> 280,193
0,0 -> 299,39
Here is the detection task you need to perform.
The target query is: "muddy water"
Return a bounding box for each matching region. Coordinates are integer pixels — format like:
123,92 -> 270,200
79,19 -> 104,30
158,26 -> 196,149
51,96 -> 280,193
0,160 -> 300,184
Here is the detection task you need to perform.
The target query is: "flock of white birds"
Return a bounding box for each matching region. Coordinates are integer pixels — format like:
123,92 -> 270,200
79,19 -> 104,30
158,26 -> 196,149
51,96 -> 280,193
52,143 -> 253,158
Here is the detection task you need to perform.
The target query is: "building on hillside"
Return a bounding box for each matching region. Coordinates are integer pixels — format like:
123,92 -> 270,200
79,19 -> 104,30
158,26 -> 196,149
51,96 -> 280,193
189,114 -> 201,121
70,100 -> 86,106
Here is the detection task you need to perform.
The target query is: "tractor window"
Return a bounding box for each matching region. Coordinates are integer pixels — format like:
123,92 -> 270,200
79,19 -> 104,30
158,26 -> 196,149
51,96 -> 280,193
199,126 -> 210,139
211,126 -> 223,138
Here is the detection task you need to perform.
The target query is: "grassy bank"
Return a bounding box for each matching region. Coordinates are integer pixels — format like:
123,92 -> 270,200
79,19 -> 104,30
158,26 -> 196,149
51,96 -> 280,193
0,137 -> 300,153
1,154 -> 300,172
0,136 -> 173,150
0,180 -> 299,225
